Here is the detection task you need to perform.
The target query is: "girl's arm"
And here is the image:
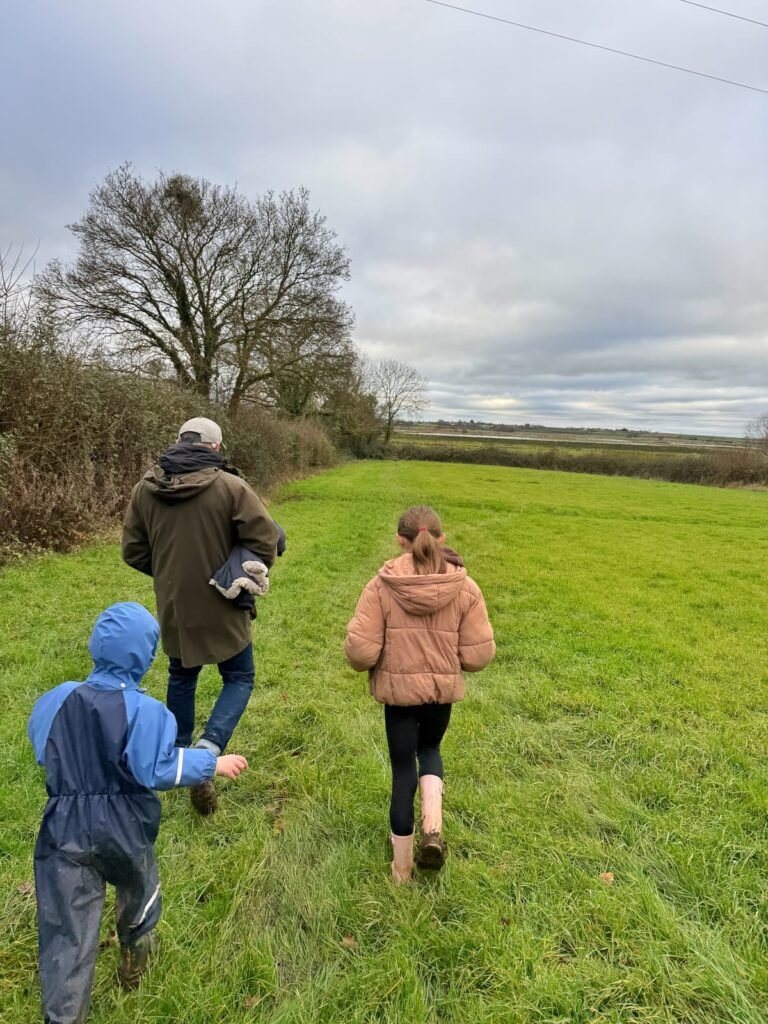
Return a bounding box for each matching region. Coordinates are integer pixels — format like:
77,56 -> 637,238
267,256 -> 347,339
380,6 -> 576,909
459,583 -> 496,672
344,580 -> 385,671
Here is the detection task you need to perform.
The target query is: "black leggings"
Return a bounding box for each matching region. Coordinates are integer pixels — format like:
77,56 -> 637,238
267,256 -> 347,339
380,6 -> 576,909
385,703 -> 452,836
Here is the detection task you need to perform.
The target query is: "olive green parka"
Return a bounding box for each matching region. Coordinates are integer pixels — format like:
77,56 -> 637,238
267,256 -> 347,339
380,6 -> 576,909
122,464 -> 278,667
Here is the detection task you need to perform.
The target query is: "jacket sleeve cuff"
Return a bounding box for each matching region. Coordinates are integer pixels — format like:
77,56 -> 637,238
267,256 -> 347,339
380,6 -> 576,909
177,747 -> 217,786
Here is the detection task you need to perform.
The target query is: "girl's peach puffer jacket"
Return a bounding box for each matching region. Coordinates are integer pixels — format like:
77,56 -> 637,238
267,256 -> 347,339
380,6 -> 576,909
344,553 -> 495,706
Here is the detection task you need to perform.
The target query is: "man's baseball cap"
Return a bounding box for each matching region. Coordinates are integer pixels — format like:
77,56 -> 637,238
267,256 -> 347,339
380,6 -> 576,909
177,417 -> 223,446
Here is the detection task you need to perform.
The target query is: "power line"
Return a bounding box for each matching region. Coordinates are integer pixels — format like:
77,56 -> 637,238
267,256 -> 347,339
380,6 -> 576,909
424,0 -> 768,95
678,1 -> 768,29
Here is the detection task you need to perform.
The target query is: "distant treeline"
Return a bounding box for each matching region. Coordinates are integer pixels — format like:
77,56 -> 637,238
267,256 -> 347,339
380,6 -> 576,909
388,443 -> 768,488
428,420 -> 741,444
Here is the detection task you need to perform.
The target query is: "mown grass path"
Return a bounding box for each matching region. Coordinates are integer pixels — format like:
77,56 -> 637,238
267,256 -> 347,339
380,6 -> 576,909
2,461 -> 768,1023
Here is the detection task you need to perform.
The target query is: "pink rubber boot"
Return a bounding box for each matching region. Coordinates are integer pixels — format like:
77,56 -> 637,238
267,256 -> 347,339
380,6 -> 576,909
390,833 -> 414,884
416,775 -> 447,869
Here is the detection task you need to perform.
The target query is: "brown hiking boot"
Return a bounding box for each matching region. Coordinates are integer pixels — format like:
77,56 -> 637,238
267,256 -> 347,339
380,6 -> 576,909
190,780 -> 218,816
118,929 -> 158,990
416,831 -> 447,870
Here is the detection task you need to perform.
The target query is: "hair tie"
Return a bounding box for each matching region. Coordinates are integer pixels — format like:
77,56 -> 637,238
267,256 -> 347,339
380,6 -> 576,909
419,526 -> 428,532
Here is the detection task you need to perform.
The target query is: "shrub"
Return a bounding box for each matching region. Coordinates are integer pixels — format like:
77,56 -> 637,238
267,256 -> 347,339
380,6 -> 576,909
0,333 -> 336,562
387,443 -> 768,488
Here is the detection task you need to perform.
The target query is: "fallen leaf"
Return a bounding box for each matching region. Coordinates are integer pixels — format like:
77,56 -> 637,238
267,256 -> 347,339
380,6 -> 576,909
500,917 -> 510,928
244,996 -> 259,1010
341,935 -> 358,950
599,872 -> 615,885
280,693 -> 288,703
16,881 -> 34,896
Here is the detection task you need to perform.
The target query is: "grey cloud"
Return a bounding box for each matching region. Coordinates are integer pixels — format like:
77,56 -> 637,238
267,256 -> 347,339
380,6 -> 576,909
2,0 -> 767,433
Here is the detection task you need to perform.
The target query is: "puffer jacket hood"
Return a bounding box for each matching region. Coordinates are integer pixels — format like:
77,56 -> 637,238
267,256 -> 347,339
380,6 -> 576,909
87,602 -> 159,690
378,555 -> 467,617
346,554 -> 495,706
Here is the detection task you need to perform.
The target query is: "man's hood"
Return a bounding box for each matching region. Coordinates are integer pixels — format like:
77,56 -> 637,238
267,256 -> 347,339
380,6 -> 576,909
87,602 -> 159,690
378,554 -> 467,616
143,444 -> 224,503
142,464 -> 221,503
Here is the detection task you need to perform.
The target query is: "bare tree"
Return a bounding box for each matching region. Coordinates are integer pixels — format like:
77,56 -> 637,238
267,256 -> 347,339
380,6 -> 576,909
370,359 -> 429,445
38,166 -> 354,412
258,325 -> 358,416
746,413 -> 768,456
1,243 -> 37,336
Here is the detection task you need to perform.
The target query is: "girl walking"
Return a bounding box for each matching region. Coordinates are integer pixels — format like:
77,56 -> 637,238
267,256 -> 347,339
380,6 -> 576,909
345,506 -> 495,883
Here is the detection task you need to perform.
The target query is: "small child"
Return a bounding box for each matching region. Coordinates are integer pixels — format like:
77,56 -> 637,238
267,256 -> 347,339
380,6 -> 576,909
344,506 -> 495,883
27,602 -> 248,1023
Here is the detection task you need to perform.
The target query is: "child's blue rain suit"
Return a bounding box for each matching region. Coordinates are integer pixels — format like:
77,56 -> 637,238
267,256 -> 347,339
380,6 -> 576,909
28,602 -> 216,1024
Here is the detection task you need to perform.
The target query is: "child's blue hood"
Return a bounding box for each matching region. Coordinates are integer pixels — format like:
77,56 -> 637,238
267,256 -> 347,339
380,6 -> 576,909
87,602 -> 159,690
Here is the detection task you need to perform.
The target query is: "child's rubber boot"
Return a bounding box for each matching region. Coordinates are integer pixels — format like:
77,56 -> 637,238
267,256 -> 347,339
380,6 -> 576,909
118,929 -> 158,990
416,774 -> 447,870
390,833 -> 414,884
190,780 -> 218,816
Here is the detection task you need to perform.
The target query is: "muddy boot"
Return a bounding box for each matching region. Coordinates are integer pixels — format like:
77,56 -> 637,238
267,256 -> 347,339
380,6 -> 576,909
416,775 -> 447,870
118,929 -> 158,990
390,833 -> 414,884
190,780 -> 218,816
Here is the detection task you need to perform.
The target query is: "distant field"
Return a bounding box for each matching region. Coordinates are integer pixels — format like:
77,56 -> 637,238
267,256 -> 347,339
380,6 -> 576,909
394,431 -> 687,462
395,427 -> 748,459
2,461 -> 768,1023
397,425 -> 746,453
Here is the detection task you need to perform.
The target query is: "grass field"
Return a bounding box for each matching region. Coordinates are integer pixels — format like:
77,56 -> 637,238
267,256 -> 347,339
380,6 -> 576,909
2,460 -> 768,1023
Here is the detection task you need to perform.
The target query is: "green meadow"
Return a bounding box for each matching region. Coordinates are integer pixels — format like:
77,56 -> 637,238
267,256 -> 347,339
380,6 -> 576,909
2,460 -> 768,1023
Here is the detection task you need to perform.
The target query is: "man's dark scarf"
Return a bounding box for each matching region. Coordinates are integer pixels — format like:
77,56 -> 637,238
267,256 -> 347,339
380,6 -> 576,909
158,444 -> 226,476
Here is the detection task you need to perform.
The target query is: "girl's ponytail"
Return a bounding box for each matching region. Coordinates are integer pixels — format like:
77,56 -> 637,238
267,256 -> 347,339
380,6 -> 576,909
397,506 -> 447,576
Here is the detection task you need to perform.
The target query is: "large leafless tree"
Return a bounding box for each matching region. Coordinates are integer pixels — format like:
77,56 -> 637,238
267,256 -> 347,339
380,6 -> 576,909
39,166 -> 354,413
370,358 -> 429,444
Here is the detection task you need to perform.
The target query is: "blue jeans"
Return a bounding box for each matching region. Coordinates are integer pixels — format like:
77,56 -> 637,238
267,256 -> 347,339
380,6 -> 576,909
167,644 -> 254,753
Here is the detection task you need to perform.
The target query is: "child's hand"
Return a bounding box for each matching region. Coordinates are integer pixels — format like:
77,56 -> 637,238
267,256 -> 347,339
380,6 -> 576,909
215,754 -> 249,780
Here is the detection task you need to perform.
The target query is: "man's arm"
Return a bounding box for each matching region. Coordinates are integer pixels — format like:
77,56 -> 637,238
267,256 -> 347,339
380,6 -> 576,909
121,484 -> 153,576
232,480 -> 279,569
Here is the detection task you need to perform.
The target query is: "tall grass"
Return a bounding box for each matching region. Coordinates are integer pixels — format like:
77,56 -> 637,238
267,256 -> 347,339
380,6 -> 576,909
2,461 -> 768,1022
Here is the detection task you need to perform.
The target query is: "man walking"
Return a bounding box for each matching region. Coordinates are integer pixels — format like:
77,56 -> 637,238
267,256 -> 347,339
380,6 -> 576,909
122,417 -> 278,815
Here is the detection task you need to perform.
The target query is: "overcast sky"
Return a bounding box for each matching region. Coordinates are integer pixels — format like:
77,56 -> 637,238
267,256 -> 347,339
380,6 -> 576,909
2,0 -> 767,434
